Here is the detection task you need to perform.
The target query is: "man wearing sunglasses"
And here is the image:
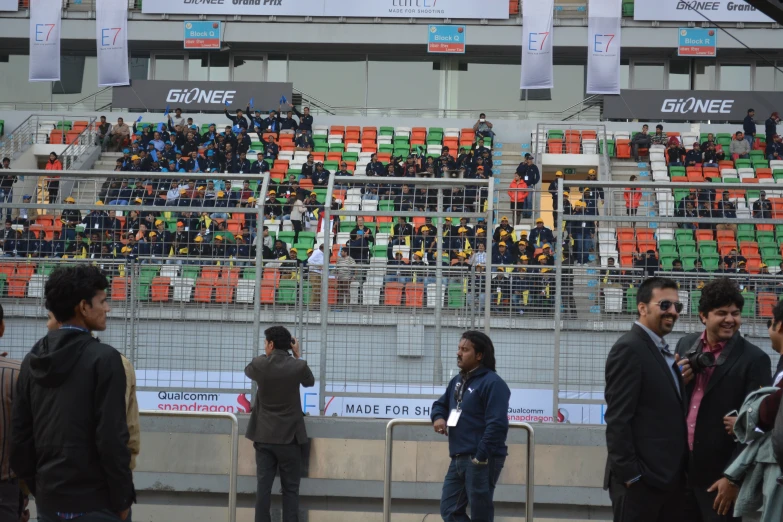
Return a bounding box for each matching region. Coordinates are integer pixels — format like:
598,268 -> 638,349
674,278 -> 771,521
605,277 -> 689,522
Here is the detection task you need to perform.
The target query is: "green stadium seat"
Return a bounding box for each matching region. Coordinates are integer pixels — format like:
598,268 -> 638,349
675,229 -> 694,243
599,139 -> 615,156
658,240 -> 679,255
340,220 -> 356,232
448,284 -> 466,308
681,254 -> 699,271
741,293 -> 756,318
379,127 -> 395,136
625,287 -> 638,313
701,255 -> 720,272
690,290 -> 702,314
329,143 -> 345,152
660,255 -> 677,271
698,241 -> 718,256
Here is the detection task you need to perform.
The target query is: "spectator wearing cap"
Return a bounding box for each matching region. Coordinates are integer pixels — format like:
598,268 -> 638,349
508,172 -> 530,226
766,134 -> 783,161
312,162 -> 330,186
765,112 -> 780,144
146,231 -> 165,263
744,108 -> 757,147
667,137 -> 686,166
650,124 -> 667,146
12,193 -> 32,224
109,117 -> 131,151
60,196 -> 81,242
716,191 -> 738,232
515,155 -> 540,219
412,225 -> 436,263
753,190 -> 773,219
528,217 -> 554,249
624,176 -> 642,217
568,201 -> 594,265
730,131 -> 751,158
684,142 -> 703,166
491,241 -> 512,266
189,234 -> 211,262
82,202 -> 110,236
631,124 -> 652,162
225,106 -> 248,130
547,171 -> 563,226
492,216 -> 514,243
489,266 -> 511,312
579,169 -> 604,216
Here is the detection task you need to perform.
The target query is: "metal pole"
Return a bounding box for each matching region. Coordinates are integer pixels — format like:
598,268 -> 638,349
484,177 -> 495,334
140,410 -> 238,522
434,189 -> 444,385
552,178 -> 564,418
251,175 -> 270,403
128,260 -> 137,366
319,174 -> 336,414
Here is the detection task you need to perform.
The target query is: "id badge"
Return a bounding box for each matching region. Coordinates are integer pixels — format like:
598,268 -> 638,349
447,409 -> 461,427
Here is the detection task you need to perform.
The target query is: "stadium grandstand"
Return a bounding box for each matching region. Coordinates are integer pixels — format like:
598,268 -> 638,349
1,0 -> 783,520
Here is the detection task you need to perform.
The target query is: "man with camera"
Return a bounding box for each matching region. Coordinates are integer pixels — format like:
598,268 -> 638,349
674,278 -> 771,521
604,277 -> 689,522
245,326 -> 315,522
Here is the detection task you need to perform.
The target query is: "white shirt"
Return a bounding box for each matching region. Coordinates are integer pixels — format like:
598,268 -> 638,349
166,188 -> 180,201
307,249 -> 325,274
170,115 -> 186,128
290,200 -> 306,221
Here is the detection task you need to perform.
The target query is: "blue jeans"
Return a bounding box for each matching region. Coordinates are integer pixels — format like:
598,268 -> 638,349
0,190 -> 11,220
572,231 -> 593,264
440,455 -> 506,522
521,195 -> 533,219
745,135 -> 754,149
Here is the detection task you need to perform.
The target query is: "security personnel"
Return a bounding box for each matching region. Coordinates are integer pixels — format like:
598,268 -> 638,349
492,216 -> 514,243
528,218 -> 554,249
549,171 -> 564,225
491,241 -> 513,266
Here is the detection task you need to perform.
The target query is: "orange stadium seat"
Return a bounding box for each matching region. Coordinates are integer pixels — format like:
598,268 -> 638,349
362,127 -> 378,140
637,240 -> 657,253
759,293 -> 778,317
405,283 -> 424,308
260,280 -> 276,304
16,264 -> 35,279
201,266 -> 221,280
214,281 -> 236,303
49,130 -> 65,144
110,277 -> 129,301
547,139 -> 563,154
193,279 -> 214,303
616,227 -> 635,242
7,276 -> 29,298
636,229 -> 655,242
151,277 -> 171,302
695,230 -> 714,242
618,241 -> 636,254
615,139 -> 631,158
384,283 -> 404,306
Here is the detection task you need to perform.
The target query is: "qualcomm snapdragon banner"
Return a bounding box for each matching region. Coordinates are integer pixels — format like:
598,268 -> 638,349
97,0 -> 130,86
586,0 -> 621,95
29,0 -> 62,82
520,0 -> 554,90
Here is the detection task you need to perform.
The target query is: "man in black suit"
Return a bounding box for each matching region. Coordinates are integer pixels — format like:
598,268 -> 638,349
245,326 -> 315,522
604,277 -> 688,522
675,278 -> 771,521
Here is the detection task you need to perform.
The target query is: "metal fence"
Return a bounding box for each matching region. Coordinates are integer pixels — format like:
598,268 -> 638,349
2,170 -> 781,422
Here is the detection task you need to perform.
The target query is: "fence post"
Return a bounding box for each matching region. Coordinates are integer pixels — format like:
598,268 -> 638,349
128,260 -> 137,366
552,178 -> 564,418
433,188 -> 444,385
251,176 -> 270,403
319,174 -> 336,414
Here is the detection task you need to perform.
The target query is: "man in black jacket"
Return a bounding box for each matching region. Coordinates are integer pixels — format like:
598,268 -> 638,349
675,278 -> 771,521
604,277 -> 688,522
11,265 -> 135,521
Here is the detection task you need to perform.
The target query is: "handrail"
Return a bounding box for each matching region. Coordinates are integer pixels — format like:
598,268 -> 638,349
139,410 -> 238,522
383,419 -> 535,522
60,116 -> 99,170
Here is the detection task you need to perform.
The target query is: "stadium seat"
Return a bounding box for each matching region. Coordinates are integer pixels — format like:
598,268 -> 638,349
384,282 -> 404,306
110,277 -> 129,301
7,276 -> 28,298
405,283 -> 425,308
193,279 -> 214,303
151,277 -> 171,302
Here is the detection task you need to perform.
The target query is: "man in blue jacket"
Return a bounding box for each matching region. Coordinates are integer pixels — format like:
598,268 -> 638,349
432,330 -> 510,522
743,108 -> 756,149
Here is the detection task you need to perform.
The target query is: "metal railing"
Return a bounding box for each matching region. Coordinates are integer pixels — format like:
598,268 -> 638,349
383,419 -> 535,522
0,88 -> 114,112
140,410 -> 238,522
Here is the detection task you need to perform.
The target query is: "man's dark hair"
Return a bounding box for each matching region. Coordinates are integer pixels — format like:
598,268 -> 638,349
45,265 -> 109,323
772,299 -> 783,328
673,259 -> 682,266
265,325 -> 293,352
637,277 -> 679,308
698,277 -> 744,315
461,330 -> 496,372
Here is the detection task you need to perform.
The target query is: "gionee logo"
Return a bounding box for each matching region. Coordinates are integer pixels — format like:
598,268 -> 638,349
527,32 -> 549,51
392,0 -> 438,6
101,28 -> 122,46
593,34 -> 615,52
34,24 -> 56,42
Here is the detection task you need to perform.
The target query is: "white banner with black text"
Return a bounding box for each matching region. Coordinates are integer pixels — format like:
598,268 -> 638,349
520,0 -> 554,90
96,0 -> 130,86
586,0 -> 622,95
29,0 -> 61,82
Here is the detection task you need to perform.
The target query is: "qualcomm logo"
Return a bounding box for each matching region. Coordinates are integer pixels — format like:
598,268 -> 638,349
166,88 -> 236,105
660,97 -> 734,115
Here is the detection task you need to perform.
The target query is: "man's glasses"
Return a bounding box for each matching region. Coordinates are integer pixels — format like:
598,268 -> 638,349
656,300 -> 683,313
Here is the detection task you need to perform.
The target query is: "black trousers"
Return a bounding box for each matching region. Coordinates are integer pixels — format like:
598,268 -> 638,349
254,442 -> 303,522
685,453 -> 740,522
0,480 -> 20,522
608,476 -> 687,522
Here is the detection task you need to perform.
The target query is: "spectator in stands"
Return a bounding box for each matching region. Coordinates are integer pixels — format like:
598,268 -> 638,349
568,201 -> 594,265
0,159 -> 15,221
506,172 -> 530,226
753,190 -> 773,219
548,171 -> 563,225
45,152 -> 63,204
631,124 -> 652,162
633,250 -> 659,277
678,199 -> 698,229
335,248 -> 356,305
528,218 -> 554,250
744,108 -> 757,147
492,216 -> 514,243
168,107 -> 186,128
60,196 -> 81,242
730,131 -> 751,159
671,259 -> 684,272
301,153 -> 316,180
11,265 -> 136,522
473,113 -> 495,139
294,132 -> 314,151
766,134 -> 783,161
311,163 -> 330,186
280,110 -> 298,133
291,105 -> 314,136
684,142 -> 703,166
2,229 -> 19,257
96,115 -> 112,150
717,191 -> 737,232
651,124 -> 668,146
12,193 -> 32,224
624,176 -> 642,217
765,112 -> 780,144
702,142 -> 723,167
667,137 -> 686,166
580,170 -> 604,216
515,155 -> 540,219
700,133 -> 717,152
225,107 -> 248,130
108,117 -> 130,152
724,248 -> 746,270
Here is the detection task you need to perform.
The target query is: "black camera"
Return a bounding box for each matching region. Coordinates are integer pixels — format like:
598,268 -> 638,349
684,348 -> 716,374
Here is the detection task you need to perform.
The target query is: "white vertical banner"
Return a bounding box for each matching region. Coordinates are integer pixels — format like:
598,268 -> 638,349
586,0 -> 622,95
29,0 -> 62,82
520,0 -> 554,90
97,0 -> 129,86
